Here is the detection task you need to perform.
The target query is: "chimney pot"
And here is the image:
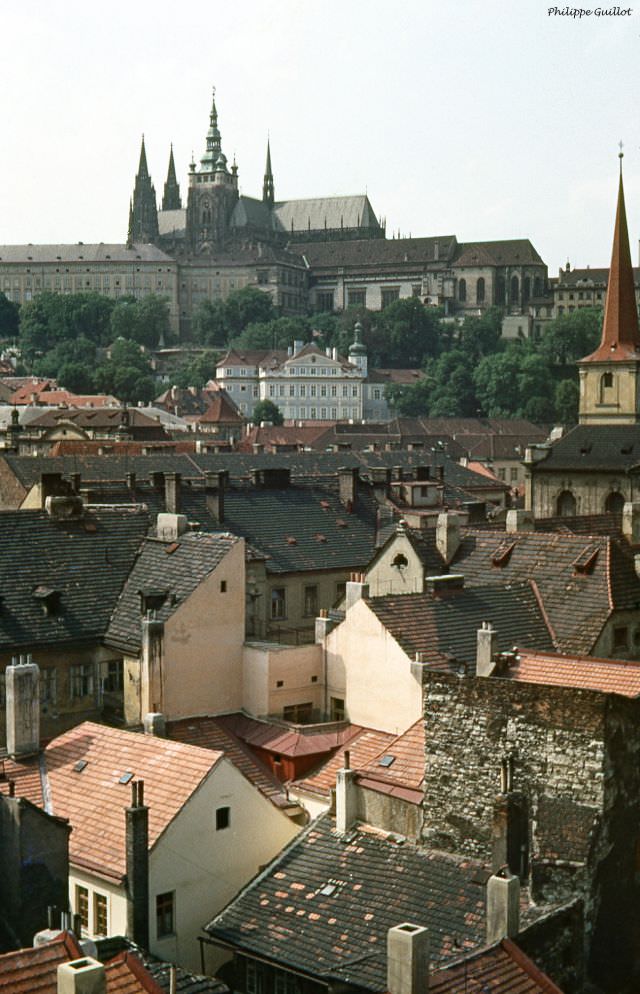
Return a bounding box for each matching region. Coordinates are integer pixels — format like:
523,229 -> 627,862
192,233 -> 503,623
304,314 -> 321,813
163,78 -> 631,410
6,659 -> 40,758
435,511 -> 460,564
477,622 -> 499,677
486,869 -> 520,944
57,957 -> 106,994
336,764 -> 358,833
505,509 -> 534,533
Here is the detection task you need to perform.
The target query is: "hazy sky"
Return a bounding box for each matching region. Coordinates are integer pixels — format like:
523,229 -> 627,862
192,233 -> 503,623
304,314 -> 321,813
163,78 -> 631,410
1,0 -> 638,273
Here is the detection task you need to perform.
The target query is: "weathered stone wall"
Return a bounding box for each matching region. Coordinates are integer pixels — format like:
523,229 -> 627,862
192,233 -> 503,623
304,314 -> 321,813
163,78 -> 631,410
517,901 -> 585,994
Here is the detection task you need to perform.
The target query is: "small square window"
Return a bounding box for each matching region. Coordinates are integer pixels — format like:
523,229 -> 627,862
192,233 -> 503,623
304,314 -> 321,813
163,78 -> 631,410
216,806 -> 230,830
276,680 -> 284,688
311,675 -> 318,683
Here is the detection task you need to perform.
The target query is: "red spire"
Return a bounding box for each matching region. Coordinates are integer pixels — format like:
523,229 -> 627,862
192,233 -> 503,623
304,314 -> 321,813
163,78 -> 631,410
582,160 -> 640,362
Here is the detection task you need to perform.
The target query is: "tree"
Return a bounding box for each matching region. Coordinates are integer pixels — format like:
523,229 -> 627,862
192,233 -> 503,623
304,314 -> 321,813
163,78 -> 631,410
0,292 -> 20,338
95,337 -> 155,403
173,351 -> 218,389
252,399 -> 284,425
192,299 -> 228,347
554,378 -> 580,424
110,295 -> 171,348
231,316 -> 310,351
377,297 -> 443,366
540,307 -> 602,366
223,287 -> 275,336
458,307 -> 503,360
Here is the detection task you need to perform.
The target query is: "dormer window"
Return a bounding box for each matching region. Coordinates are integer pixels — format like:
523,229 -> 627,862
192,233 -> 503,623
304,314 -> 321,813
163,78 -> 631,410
33,585 -> 61,616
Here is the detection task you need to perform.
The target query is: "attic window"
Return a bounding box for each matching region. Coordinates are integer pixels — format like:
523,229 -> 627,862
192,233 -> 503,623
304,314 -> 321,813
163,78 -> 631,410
491,541 -> 516,567
319,883 -> 336,896
118,772 -> 134,785
33,585 -> 61,616
73,760 -> 88,773
572,546 -> 599,574
580,444 -> 592,455
379,755 -> 396,768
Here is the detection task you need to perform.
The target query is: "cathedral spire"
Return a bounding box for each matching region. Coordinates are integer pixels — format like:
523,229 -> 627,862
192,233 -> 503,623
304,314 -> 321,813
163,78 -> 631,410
127,135 -> 159,244
582,150 -> 640,363
263,138 -> 274,206
162,144 -> 182,210
200,86 -> 225,173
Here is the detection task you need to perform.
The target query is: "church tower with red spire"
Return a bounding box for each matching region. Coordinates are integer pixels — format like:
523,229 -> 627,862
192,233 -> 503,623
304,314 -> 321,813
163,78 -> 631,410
578,153 -> 640,424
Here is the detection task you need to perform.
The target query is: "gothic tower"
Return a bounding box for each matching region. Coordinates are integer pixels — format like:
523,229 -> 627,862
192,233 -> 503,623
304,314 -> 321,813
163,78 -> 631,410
263,139 -> 274,206
127,137 -> 159,245
162,145 -> 182,210
578,154 -> 640,424
185,88 -> 239,253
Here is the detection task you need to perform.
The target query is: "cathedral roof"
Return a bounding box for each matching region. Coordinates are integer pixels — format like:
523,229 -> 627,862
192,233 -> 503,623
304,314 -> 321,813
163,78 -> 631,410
453,239 -> 544,267
294,235 -> 458,269
580,164 -> 640,363
272,194 -> 380,233
158,208 -> 187,236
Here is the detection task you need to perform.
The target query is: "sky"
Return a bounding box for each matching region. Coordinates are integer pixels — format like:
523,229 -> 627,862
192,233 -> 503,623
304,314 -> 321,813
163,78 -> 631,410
0,0 -> 638,274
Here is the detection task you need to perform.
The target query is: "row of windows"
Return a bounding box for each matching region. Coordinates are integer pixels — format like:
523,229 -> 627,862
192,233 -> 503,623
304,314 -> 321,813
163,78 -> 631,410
0,661 -> 123,707
558,290 -> 604,301
270,582 -> 346,621
268,383 -> 359,398
282,406 -> 358,420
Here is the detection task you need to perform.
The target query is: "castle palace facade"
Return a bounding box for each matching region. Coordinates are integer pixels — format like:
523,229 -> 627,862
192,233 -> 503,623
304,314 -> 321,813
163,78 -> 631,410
0,89 -> 550,339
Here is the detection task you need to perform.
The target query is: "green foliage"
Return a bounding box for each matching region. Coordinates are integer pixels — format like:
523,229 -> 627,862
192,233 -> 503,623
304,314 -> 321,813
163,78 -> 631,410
0,292 -> 20,338
231,316 -> 311,351
252,399 -> 284,425
110,295 -> 171,348
172,351 -> 218,389
539,307 -> 602,366
223,286 -> 275,335
20,292 -> 115,359
94,338 -> 156,403
192,299 -> 227,347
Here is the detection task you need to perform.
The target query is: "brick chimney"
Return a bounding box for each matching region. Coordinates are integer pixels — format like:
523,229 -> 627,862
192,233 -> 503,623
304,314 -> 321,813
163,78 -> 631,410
476,622 -> 498,677
57,957 -> 106,994
486,868 -> 520,944
387,924 -> 430,994
335,750 -> 358,833
205,470 -> 227,524
164,472 -> 181,514
435,512 -> 460,564
505,509 -> 534,533
6,656 -> 40,759
125,780 -> 149,950
345,573 -> 369,611
338,467 -> 358,509
622,501 -> 640,544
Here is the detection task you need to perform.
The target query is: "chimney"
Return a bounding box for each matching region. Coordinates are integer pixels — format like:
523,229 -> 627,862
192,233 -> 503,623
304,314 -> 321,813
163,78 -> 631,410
335,752 -> 358,833
345,573 -> 369,611
338,467 -> 358,508
164,472 -> 181,514
370,467 -> 391,499
505,509 -> 534,533
622,501 -> 640,544
387,924 -> 430,994
293,339 -> 304,355
45,496 -> 84,521
156,512 -> 189,542
143,712 -> 166,737
425,574 -> 464,598
57,957 -> 106,994
486,868 -> 520,944
435,512 -> 460,564
125,780 -> 149,950
315,609 -> 339,642
205,470 -> 227,524
6,656 -> 40,759
477,622 -> 498,677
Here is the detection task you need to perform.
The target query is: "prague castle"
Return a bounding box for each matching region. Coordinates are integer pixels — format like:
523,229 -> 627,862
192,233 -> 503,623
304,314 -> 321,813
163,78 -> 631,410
0,89 -> 549,338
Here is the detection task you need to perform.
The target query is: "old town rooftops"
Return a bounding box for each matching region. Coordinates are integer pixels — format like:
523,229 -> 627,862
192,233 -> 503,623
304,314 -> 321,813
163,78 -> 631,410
204,814 -> 547,991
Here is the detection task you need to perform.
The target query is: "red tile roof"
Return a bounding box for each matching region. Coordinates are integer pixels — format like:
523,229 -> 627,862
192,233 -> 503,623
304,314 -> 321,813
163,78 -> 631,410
293,727 -> 396,796
508,648 -> 640,698
0,934 -> 164,994
428,937 -> 565,993
214,712 -> 364,759
0,755 -> 43,806
44,722 -> 223,881
0,933 -> 82,994
355,721 -> 424,804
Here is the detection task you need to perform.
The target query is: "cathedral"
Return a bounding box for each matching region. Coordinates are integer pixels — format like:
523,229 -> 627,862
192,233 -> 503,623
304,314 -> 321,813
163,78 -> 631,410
0,87 -> 550,339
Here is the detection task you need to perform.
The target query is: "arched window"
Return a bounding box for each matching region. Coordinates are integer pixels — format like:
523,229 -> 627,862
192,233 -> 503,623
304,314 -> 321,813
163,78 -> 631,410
476,277 -> 485,304
523,277 -> 531,302
534,276 -> 542,297
392,553 -> 408,570
599,371 -> 614,403
496,276 -> 506,305
458,278 -> 466,303
510,275 -> 520,304
605,491 -> 625,514
556,490 -> 576,517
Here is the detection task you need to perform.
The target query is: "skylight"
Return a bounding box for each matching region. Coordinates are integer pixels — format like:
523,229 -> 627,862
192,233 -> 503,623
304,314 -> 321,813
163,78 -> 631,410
379,755 -> 396,768
118,771 -> 134,784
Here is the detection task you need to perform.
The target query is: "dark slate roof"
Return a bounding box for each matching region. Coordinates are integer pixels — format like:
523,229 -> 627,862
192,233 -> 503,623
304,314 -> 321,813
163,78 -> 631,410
555,265 -> 640,288
205,814 -> 544,991
530,424 -> 640,472
450,528 -> 640,655
230,196 -> 274,230
453,240 -> 545,268
273,195 -> 380,233
365,583 -> 554,668
220,482 -> 378,574
294,235 -> 457,270
0,507 -> 148,650
105,531 -> 238,654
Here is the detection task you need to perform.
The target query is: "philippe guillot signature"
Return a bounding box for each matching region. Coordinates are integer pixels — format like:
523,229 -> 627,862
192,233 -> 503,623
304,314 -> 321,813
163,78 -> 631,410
547,5 -> 632,14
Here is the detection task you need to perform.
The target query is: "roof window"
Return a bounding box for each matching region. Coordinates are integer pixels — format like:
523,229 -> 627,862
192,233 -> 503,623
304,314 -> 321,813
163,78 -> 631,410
379,755 -> 396,768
